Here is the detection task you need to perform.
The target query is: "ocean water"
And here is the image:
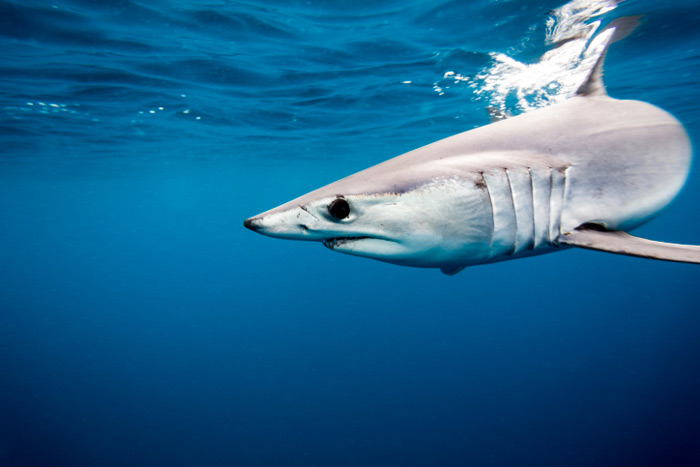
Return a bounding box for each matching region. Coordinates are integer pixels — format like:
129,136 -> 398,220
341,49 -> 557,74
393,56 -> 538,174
1,0 -> 700,465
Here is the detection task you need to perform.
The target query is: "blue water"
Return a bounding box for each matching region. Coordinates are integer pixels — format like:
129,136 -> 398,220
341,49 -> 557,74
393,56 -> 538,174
2,1 -> 700,465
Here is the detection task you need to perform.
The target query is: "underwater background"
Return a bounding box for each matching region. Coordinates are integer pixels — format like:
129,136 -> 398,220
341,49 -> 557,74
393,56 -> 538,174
1,0 -> 700,465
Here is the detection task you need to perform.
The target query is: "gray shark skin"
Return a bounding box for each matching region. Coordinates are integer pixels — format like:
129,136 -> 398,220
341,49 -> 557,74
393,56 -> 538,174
244,17 -> 699,274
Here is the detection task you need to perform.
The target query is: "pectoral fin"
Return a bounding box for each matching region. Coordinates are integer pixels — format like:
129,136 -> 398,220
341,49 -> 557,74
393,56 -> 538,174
441,265 -> 466,276
558,224 -> 700,264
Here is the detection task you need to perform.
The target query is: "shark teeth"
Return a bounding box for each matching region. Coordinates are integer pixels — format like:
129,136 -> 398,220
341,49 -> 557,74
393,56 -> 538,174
322,237 -> 371,249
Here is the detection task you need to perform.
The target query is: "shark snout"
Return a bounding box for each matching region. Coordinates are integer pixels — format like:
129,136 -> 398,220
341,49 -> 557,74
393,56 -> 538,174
243,216 -> 260,231
243,206 -> 322,240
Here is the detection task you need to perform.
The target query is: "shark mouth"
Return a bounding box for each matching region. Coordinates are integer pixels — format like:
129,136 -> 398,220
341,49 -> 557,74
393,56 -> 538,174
322,236 -> 372,250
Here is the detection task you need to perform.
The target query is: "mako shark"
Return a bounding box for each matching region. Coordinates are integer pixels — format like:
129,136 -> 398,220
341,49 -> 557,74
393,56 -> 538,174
244,17 -> 700,275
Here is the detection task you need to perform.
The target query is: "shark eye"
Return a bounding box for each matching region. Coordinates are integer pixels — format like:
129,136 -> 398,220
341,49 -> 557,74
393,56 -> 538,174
327,198 -> 350,220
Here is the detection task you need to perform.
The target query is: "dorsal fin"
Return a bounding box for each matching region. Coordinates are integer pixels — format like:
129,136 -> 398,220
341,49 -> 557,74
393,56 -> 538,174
558,224 -> 700,264
576,16 -> 642,97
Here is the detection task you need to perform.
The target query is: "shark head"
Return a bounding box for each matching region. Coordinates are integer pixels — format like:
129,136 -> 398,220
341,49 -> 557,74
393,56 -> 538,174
244,159 -> 494,270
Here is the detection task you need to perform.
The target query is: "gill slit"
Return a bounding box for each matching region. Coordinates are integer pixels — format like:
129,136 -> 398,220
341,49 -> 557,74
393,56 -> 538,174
528,167 -> 537,250
548,167 -> 567,244
481,171 -> 497,255
503,169 -> 518,256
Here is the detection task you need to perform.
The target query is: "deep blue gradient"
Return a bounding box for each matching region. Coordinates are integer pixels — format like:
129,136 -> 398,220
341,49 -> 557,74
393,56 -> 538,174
2,1 -> 700,466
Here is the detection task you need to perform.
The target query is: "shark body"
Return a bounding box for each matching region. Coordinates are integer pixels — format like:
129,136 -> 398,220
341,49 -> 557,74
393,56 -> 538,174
244,18 -> 699,274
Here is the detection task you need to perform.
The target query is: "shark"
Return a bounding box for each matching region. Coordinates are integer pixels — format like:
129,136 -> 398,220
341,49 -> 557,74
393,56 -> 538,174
243,17 -> 700,275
